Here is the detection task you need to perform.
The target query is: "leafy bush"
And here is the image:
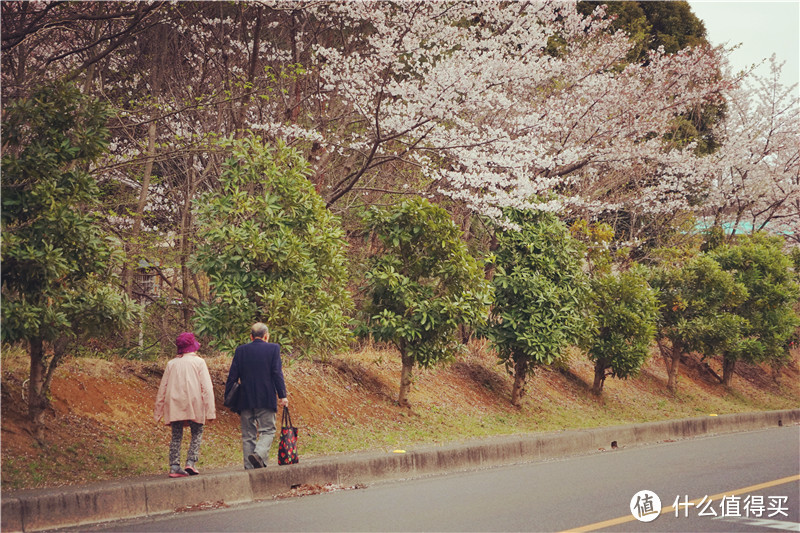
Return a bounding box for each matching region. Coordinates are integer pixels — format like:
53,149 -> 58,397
709,233 -> 800,384
358,197 -> 492,406
484,209 -> 588,406
1,82 -> 138,430
649,254 -> 747,392
581,267 -> 659,394
192,136 -> 352,357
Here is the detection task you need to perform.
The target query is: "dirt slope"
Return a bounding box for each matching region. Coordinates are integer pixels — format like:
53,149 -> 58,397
2,342 -> 798,492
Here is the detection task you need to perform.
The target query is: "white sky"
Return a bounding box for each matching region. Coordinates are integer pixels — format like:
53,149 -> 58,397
687,1 -> 799,93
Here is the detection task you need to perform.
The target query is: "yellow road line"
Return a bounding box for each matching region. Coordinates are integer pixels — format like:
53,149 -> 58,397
561,474 -> 800,533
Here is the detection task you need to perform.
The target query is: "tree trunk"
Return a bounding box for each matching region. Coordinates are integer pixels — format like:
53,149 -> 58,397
82,21 -> 102,93
398,350 -> 414,408
28,336 -> 72,441
721,356 -> 736,387
179,165 -> 197,329
592,361 -> 606,395
123,23 -> 165,298
27,337 -> 47,440
511,357 -> 528,407
657,338 -> 671,373
123,121 -> 158,298
458,207 -> 473,343
666,339 -> 683,393
43,337 -> 68,400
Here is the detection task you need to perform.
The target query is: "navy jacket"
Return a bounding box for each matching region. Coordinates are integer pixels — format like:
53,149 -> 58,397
225,339 -> 287,413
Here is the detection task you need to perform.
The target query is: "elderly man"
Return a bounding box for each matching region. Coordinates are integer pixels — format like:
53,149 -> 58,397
224,322 -> 289,469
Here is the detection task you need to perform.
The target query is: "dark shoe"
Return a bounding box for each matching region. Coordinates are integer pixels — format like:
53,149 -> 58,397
248,453 -> 266,469
185,465 -> 199,475
169,468 -> 188,478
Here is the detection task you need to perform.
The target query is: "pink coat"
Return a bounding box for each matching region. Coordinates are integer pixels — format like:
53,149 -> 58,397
154,353 -> 216,425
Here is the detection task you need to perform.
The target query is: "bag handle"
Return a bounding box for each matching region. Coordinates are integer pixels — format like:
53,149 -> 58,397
281,406 -> 293,429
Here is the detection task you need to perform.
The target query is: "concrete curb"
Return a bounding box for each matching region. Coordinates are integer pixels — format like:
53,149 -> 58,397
2,409 -> 798,532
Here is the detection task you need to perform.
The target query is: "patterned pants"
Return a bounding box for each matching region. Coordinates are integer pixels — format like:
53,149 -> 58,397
169,421 -> 204,468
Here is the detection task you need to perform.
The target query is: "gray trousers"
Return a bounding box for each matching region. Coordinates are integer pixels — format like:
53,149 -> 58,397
239,408 -> 276,469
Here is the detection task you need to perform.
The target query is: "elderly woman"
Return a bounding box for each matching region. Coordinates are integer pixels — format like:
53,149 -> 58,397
154,332 -> 216,477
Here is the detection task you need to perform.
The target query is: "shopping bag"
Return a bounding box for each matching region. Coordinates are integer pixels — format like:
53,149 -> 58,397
278,406 -> 299,465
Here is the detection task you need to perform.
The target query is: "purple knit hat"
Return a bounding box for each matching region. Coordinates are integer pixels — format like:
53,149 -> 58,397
175,332 -> 201,355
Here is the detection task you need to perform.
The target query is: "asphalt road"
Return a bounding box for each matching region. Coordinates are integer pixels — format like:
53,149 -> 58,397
90,426 -> 800,532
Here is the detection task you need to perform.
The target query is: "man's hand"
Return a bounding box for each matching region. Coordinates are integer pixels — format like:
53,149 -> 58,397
279,397 -> 289,408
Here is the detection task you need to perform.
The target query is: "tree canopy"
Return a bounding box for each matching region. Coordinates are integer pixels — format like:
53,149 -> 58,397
578,1 -> 708,60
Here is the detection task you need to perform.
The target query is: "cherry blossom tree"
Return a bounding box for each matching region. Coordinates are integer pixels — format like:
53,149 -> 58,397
306,1 -> 727,227
3,1 -> 730,234
699,57 -> 800,244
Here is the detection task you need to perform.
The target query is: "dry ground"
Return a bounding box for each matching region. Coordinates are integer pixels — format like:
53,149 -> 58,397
2,341 -> 799,492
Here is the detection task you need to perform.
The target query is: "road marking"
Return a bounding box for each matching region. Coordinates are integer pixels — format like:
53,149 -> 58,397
561,474 -> 800,532
713,516 -> 800,531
